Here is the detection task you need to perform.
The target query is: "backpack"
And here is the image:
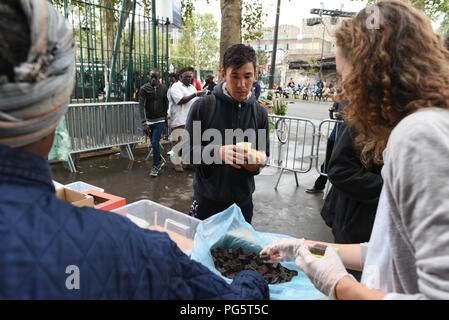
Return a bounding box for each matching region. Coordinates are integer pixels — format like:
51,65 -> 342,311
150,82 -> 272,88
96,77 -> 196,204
199,94 -> 264,133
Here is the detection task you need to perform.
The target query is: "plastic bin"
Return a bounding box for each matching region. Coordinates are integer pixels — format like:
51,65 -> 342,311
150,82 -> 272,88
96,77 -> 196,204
65,181 -> 104,193
53,180 -> 64,191
111,200 -> 200,255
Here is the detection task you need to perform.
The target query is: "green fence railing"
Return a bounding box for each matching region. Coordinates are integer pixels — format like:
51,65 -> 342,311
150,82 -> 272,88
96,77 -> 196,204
54,0 -> 171,103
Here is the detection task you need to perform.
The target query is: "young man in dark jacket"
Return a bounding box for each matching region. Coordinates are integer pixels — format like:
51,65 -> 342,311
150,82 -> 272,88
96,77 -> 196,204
182,44 -> 270,224
139,69 -> 168,177
0,0 -> 269,300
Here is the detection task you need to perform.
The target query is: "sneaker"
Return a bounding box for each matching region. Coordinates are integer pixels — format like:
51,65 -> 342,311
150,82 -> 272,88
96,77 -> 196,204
305,187 -> 324,194
150,166 -> 159,177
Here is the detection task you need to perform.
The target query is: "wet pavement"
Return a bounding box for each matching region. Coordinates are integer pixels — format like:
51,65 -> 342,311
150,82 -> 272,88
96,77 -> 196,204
50,101 -> 335,243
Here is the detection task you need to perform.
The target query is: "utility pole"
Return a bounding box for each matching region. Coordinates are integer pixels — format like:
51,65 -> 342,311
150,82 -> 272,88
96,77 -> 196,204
269,0 -> 281,90
152,0 -> 158,70
308,7 -> 356,80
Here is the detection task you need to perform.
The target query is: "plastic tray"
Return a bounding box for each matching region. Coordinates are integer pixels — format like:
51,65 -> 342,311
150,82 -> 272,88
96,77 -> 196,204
64,181 -> 105,193
111,200 -> 201,254
53,180 -> 64,190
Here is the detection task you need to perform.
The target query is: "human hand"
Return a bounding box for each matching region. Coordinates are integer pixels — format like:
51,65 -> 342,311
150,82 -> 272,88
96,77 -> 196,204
220,145 -> 246,169
295,244 -> 356,299
143,124 -> 150,136
196,89 -> 207,97
259,238 -> 305,262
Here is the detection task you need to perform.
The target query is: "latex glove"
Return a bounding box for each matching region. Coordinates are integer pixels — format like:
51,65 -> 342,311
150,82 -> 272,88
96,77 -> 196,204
295,244 -> 356,299
259,238 -> 304,262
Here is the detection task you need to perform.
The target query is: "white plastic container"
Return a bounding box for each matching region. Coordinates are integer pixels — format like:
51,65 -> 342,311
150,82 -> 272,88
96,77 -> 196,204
111,200 -> 200,255
64,181 -> 104,193
53,180 -> 64,191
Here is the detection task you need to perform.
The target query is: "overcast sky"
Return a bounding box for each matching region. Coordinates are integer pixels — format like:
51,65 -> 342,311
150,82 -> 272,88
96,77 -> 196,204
194,0 -> 441,31
195,0 -> 368,29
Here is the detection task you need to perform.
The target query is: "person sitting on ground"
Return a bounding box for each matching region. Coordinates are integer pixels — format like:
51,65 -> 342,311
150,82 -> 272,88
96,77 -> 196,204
0,0 -> 269,300
261,0 -> 449,300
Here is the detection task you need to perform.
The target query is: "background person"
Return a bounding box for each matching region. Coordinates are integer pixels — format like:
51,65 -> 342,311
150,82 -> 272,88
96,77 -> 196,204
0,0 -> 269,300
261,0 -> 449,300
168,67 -> 207,172
203,73 -> 217,94
139,69 -> 168,177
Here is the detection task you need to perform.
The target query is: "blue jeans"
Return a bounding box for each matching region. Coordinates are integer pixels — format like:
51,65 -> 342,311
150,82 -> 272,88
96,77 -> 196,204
149,122 -> 164,167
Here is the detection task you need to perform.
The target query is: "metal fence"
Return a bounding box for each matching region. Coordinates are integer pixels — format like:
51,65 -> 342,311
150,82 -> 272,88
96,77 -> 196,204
65,101 -> 145,172
266,114 -> 343,189
53,0 -> 180,104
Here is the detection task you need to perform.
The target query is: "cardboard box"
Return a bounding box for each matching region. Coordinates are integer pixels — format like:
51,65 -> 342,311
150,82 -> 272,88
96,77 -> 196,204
82,190 -> 126,212
56,187 -> 95,208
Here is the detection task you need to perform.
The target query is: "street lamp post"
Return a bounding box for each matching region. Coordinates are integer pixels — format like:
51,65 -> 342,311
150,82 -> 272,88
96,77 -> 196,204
319,3 -> 325,81
269,0 -> 281,90
309,7 -> 356,82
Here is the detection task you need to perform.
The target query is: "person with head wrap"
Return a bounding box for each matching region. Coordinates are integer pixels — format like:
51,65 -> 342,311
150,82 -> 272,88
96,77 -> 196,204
168,67 -> 207,172
0,0 -> 269,300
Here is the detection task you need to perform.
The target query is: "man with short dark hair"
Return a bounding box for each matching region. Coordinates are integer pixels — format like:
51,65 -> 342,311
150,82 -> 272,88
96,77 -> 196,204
0,0 -> 269,300
182,44 -> 270,223
139,69 -> 168,177
187,66 -> 202,91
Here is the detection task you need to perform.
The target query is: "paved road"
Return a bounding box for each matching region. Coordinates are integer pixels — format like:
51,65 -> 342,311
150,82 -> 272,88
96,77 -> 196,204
284,99 -> 333,121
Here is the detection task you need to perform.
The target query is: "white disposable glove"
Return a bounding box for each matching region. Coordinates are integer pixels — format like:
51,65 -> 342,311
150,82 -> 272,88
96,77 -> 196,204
259,238 -> 305,262
295,244 -> 356,299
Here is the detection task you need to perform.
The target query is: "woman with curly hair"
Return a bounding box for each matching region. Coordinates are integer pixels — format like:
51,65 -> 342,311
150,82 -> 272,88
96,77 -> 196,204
261,0 -> 449,299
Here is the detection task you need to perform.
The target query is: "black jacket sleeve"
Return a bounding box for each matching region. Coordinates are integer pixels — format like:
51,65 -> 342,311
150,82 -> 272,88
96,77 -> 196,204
327,123 -> 383,203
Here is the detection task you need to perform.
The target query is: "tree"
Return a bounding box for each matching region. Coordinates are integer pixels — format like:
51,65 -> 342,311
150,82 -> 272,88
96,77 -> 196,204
173,12 -> 219,75
182,0 -> 267,76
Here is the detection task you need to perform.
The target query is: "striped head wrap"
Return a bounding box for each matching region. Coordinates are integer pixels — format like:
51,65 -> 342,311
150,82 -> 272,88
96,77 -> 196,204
0,0 -> 75,148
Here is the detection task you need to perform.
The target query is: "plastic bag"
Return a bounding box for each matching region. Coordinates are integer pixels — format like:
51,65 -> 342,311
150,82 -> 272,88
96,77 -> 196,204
48,117 -> 72,162
190,204 -> 325,300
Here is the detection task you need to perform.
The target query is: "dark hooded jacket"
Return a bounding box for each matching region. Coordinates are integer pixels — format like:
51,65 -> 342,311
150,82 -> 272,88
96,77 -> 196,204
138,82 -> 168,122
321,123 -> 383,244
182,82 -> 270,204
0,144 -> 269,299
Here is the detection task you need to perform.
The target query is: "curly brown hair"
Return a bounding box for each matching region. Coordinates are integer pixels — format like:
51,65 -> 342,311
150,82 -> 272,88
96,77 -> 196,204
335,0 -> 449,168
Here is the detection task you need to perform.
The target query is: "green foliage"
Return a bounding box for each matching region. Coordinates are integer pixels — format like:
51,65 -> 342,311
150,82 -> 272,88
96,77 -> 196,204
242,0 -> 267,41
439,11 -> 449,35
274,103 -> 287,116
172,12 -> 219,71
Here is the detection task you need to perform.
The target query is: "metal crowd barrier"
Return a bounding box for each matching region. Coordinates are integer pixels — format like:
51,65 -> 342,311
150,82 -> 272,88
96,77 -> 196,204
266,115 -> 343,189
267,114 -> 317,189
65,102 -> 145,172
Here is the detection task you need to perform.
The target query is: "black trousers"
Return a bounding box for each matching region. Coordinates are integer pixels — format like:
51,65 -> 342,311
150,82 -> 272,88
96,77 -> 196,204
314,138 -> 335,190
192,191 -> 254,224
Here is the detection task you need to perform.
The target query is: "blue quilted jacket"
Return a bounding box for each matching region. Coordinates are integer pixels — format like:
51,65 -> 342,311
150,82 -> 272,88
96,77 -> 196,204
0,144 -> 269,300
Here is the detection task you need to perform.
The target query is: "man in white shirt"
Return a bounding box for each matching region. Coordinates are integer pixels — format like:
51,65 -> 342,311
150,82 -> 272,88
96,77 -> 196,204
168,68 -> 206,171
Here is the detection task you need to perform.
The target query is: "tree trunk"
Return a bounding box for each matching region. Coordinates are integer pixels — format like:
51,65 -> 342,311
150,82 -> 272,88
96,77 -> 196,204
219,0 -> 242,79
